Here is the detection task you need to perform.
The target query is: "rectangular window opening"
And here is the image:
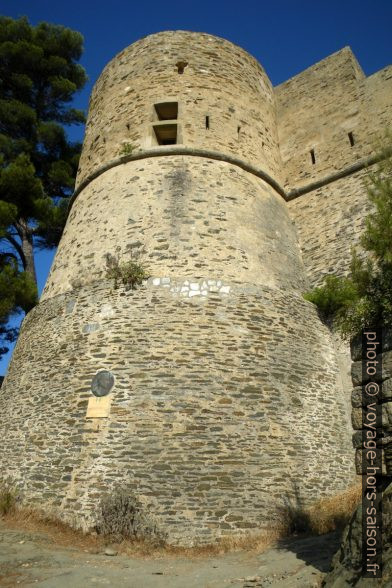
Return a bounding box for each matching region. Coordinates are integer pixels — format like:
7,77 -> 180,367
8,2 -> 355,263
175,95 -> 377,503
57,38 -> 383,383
348,132 -> 355,147
154,102 -> 178,121
153,123 -> 177,145
310,149 -> 316,165
205,115 -> 210,130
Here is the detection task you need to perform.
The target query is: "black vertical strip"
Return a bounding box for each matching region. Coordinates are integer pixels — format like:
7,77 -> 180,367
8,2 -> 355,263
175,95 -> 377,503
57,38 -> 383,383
361,327 -> 383,578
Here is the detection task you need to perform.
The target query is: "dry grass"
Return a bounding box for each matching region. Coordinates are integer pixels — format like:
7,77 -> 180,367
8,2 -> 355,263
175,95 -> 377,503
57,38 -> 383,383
0,480 -> 19,516
306,482 -> 362,535
119,528 -> 283,559
2,507 -> 104,553
278,482 -> 362,536
1,483 -> 361,558
2,506 -> 281,558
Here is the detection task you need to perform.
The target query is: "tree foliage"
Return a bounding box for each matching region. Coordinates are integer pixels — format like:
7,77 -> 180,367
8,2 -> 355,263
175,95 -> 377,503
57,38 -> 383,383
0,16 -> 87,358
304,142 -> 392,338
0,254 -> 37,356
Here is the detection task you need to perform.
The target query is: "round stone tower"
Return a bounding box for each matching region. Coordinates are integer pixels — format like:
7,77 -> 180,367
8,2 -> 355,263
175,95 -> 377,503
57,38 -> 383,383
0,32 -> 354,545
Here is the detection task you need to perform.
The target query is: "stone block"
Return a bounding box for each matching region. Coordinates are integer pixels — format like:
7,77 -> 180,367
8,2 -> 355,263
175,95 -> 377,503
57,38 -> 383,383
350,328 -> 392,361
351,351 -> 392,386
355,448 -> 387,475
351,408 -> 364,430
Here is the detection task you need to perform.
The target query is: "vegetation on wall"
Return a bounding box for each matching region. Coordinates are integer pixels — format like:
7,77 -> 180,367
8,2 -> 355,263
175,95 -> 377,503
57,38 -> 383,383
304,143 -> 392,338
118,142 -> 135,156
105,252 -> 149,290
0,16 -> 87,356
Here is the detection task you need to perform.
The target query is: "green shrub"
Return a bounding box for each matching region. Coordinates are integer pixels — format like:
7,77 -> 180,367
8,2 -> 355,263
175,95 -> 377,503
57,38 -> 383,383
119,142 -> 135,156
304,139 -> 392,338
304,275 -> 358,318
105,253 -> 149,290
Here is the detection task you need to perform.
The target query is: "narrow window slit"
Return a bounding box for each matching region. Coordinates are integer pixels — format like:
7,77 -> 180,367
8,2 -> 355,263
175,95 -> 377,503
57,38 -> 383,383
310,149 -> 316,165
205,116 -> 210,130
176,61 -> 188,74
348,132 -> 355,147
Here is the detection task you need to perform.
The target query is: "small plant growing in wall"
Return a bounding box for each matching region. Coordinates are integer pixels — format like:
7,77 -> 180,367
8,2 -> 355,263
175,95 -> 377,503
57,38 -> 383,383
118,142 -> 135,156
105,252 -> 149,290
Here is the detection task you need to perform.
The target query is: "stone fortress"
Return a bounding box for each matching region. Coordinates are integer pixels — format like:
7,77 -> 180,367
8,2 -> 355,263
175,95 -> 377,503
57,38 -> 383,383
1,31 -> 391,545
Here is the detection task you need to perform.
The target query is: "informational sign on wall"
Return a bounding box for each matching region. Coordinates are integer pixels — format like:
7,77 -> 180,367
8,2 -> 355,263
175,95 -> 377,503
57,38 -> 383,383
86,395 -> 111,418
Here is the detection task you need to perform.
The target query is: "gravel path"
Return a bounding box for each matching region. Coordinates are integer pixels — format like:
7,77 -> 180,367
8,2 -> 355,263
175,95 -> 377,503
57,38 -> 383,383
0,522 -> 340,587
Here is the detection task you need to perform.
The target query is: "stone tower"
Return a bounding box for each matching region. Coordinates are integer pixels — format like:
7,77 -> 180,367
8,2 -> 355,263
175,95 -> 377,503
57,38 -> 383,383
1,31 -> 391,545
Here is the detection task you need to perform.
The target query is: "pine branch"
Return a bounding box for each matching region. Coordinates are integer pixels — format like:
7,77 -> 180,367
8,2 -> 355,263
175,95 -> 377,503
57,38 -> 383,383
5,232 -> 26,268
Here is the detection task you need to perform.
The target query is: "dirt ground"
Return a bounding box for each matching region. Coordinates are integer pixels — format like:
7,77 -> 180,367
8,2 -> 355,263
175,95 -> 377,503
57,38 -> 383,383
0,519 -> 342,588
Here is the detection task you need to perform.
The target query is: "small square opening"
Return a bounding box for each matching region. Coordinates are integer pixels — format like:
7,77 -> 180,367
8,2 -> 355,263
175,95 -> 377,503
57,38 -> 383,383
154,102 -> 178,121
154,124 -> 177,145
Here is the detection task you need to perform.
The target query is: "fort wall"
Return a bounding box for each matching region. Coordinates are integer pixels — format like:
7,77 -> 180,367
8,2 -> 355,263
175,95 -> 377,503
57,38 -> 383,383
42,157 -> 305,301
288,167 -> 374,287
77,31 -> 283,187
275,47 -> 392,192
1,31 -> 390,545
2,278 -> 354,544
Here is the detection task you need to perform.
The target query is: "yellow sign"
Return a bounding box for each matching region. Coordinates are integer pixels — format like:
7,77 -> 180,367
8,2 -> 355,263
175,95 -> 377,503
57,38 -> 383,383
86,395 -> 111,418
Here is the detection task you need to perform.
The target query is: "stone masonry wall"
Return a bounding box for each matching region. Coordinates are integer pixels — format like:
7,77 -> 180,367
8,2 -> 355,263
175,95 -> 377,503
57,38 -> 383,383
287,167 -> 374,287
0,278 -> 355,545
78,31 -> 283,187
275,47 -> 392,192
350,331 -> 392,478
323,332 -> 392,587
42,157 -> 305,300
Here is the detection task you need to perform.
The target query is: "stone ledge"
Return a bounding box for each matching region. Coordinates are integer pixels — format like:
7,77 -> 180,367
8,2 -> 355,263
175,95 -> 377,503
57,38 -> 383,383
69,147 -> 287,214
69,145 -> 392,215
38,275 -> 310,314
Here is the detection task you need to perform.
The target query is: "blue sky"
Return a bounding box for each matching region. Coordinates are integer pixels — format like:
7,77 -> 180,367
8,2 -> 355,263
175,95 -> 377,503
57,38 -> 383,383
1,0 -> 392,373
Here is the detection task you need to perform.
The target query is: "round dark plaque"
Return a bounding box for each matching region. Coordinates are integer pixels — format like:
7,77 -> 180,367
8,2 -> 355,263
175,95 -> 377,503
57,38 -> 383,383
91,370 -> 114,397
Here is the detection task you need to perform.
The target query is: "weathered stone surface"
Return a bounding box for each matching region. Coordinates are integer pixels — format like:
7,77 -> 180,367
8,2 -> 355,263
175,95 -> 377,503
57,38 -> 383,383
333,334 -> 392,583
76,32 -> 282,188
383,402 -> 392,431
41,158 -> 307,300
279,48 -> 392,288
351,408 -> 364,431
351,379 -> 392,409
383,378 -> 392,400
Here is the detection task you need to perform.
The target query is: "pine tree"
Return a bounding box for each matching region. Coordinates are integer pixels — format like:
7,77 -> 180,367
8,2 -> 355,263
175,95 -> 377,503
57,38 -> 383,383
0,16 -> 87,357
